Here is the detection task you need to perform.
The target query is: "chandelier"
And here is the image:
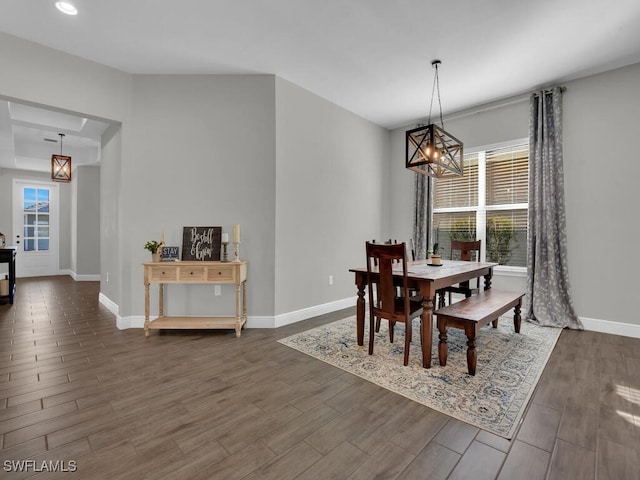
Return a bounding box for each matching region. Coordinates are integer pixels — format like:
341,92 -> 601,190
406,60 -> 463,178
51,133 -> 72,183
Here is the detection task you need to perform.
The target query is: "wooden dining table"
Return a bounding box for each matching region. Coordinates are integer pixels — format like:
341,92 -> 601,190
349,259 -> 497,368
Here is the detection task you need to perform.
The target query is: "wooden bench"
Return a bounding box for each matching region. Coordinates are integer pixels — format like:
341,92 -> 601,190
435,290 -> 525,376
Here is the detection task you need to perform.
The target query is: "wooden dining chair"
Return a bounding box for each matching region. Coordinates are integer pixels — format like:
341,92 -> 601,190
438,239 -> 482,307
372,239 -> 416,333
366,241 -> 423,366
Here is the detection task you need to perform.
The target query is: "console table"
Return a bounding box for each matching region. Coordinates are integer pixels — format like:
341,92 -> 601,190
143,260 -> 248,337
0,247 -> 17,305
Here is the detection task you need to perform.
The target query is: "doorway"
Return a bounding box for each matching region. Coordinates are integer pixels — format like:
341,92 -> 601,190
12,179 -> 60,277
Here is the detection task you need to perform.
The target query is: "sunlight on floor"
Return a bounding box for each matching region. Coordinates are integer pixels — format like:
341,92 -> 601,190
616,385 -> 640,406
616,409 -> 640,428
616,385 -> 640,428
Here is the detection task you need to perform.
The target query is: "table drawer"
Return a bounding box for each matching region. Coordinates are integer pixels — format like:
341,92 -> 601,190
179,266 -> 206,281
149,267 -> 177,282
207,266 -> 234,282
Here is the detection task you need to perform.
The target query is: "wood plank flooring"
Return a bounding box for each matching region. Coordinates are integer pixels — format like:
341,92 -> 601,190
1,276 -> 639,479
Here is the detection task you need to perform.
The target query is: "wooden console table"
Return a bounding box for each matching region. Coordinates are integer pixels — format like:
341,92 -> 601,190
143,260 -> 248,337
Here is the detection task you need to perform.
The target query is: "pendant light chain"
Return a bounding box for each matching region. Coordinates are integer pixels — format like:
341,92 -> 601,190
427,61 -> 445,129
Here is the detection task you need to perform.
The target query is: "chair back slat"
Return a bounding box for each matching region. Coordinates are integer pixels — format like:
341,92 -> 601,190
450,240 -> 481,262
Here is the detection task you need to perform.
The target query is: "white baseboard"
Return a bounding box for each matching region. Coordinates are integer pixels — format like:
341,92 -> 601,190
100,293 -> 639,340
98,292 -> 119,316
118,315 -> 145,330
114,297 -> 357,330
580,316 -> 640,339
272,296 -> 357,328
68,270 -> 100,281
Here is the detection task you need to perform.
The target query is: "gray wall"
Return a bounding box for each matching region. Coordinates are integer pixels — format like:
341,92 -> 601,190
0,32 -> 130,310
388,63 -> 640,328
74,165 -> 101,276
100,125 -> 122,305
274,78 -> 389,316
122,74 -> 277,317
3,31 -> 639,330
386,98 -> 529,242
562,63 -> 640,326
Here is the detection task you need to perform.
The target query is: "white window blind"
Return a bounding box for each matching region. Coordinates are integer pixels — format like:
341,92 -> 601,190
432,142 -> 528,267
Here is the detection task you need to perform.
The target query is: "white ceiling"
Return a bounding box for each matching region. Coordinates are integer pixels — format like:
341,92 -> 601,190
2,0 -> 640,171
0,100 -> 109,172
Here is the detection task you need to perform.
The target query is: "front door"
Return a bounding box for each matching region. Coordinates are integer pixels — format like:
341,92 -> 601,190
12,180 -> 60,277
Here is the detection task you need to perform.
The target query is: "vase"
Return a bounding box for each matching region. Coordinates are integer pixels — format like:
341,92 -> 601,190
152,253 -> 160,262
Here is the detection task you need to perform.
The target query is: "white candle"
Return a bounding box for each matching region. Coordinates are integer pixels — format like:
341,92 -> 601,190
233,224 -> 240,243
221,233 -> 229,243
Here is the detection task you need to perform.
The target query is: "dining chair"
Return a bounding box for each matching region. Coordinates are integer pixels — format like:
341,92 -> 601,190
366,241 -> 423,366
438,239 -> 482,307
372,239 -> 416,333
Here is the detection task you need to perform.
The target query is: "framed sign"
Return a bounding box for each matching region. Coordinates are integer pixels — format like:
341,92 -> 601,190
181,226 -> 221,261
161,246 -> 180,261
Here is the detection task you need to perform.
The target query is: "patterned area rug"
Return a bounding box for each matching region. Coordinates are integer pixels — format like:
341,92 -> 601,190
278,315 -> 561,438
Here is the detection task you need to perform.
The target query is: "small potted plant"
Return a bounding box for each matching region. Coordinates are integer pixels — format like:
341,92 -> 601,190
430,243 -> 442,265
144,240 -> 162,262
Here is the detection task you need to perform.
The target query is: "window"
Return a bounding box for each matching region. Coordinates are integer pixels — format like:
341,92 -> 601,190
432,141 -> 528,267
23,187 -> 50,252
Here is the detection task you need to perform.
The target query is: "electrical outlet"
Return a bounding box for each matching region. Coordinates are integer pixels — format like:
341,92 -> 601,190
328,275 -> 333,286
214,285 -> 221,296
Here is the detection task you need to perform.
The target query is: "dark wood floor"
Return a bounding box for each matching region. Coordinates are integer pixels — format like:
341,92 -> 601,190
1,277 -> 639,479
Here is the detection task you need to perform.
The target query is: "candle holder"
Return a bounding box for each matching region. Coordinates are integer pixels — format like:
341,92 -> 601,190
232,242 -> 241,262
221,241 -> 229,262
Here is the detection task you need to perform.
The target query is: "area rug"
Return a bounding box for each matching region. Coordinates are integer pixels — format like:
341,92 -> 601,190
278,315 -> 561,438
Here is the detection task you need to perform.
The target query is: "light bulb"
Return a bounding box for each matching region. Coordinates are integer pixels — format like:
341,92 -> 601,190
55,1 -> 78,15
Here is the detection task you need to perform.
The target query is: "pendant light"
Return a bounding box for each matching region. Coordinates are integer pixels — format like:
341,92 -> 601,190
51,133 -> 72,183
406,60 -> 464,178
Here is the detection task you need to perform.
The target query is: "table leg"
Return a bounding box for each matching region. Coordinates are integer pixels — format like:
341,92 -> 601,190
513,300 -> 522,333
9,252 -> 15,305
355,273 -> 366,346
420,286 -> 435,368
483,269 -> 493,291
144,282 -> 150,337
159,283 -> 164,317
235,283 -> 242,337
466,330 -> 477,376
242,280 -> 247,329
437,317 -> 448,366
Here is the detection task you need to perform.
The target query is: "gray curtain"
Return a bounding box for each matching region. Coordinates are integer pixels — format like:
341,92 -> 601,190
525,86 -> 582,329
412,173 -> 432,260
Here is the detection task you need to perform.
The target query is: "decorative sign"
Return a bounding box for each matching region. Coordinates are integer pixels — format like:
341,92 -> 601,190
181,226 -> 221,261
161,246 -> 180,262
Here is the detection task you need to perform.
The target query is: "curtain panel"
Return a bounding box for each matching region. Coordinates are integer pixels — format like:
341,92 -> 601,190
413,173 -> 432,260
525,86 -> 582,329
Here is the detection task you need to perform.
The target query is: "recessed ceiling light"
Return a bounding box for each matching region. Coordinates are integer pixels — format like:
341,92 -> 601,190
54,1 -> 78,16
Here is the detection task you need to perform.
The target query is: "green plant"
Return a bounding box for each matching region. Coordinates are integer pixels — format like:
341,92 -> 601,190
444,216 -> 517,265
486,217 -> 516,265
449,218 -> 476,241
431,243 -> 440,255
144,240 -> 161,254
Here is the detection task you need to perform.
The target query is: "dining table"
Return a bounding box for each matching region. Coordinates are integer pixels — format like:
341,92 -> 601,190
349,259 -> 497,368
